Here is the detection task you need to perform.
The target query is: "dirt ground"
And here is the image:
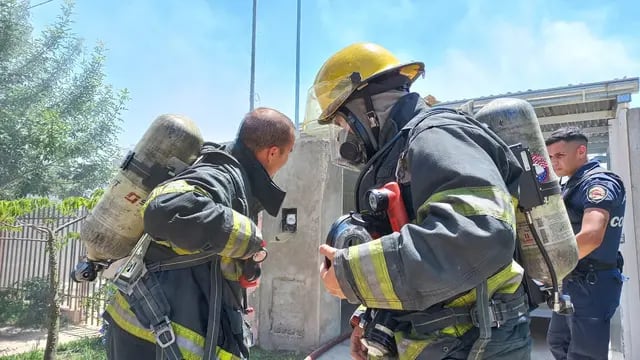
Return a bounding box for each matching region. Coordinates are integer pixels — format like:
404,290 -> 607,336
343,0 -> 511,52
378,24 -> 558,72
0,325 -> 100,357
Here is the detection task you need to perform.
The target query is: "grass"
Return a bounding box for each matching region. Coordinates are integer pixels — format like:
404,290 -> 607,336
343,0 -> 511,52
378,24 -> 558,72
0,337 -> 302,360
0,337 -> 106,360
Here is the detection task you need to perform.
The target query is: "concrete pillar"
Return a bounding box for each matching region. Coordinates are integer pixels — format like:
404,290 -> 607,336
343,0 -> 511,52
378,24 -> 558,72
251,135 -> 350,352
609,106 -> 640,359
607,115 -> 622,354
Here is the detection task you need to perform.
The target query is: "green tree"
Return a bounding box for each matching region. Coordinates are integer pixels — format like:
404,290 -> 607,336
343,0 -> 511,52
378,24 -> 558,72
0,192 -> 101,360
0,0 -> 129,199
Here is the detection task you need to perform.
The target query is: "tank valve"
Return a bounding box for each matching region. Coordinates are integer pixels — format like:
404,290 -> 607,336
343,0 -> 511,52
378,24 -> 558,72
549,292 -> 574,316
71,259 -> 111,283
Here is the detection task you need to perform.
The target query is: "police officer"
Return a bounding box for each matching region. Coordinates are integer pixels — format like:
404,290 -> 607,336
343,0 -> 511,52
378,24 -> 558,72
545,127 -> 626,360
308,43 -> 531,360
104,107 -> 295,360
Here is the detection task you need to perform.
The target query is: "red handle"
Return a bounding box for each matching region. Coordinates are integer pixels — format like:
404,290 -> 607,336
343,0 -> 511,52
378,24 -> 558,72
239,275 -> 259,288
383,182 -> 409,232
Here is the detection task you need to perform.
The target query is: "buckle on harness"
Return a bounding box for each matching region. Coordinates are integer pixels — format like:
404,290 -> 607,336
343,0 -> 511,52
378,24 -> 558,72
112,258 -> 147,295
151,316 -> 176,349
470,300 -> 503,328
113,234 -> 152,295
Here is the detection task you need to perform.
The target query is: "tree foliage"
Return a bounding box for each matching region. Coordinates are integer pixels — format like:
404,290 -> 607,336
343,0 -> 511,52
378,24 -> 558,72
0,0 -> 129,199
0,190 -> 102,360
0,188 -> 102,225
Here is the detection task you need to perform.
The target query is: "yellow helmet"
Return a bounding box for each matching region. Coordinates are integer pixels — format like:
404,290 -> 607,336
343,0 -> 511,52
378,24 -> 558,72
304,42 -> 425,130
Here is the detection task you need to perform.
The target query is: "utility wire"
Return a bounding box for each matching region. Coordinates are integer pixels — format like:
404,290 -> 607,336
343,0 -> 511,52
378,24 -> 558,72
28,0 -> 55,9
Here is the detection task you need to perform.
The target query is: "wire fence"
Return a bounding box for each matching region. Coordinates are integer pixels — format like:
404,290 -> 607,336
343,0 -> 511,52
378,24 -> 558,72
0,207 -> 107,327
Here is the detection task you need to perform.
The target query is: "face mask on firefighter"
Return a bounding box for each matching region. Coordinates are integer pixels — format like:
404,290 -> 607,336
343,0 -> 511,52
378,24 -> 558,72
338,126 -> 367,164
329,109 -> 376,171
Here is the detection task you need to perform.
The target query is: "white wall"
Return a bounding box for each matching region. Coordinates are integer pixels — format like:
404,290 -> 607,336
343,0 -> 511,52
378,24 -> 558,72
608,105 -> 640,360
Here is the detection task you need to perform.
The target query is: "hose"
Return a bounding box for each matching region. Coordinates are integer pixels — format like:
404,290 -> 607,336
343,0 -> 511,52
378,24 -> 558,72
304,332 -> 351,360
525,211 -> 560,302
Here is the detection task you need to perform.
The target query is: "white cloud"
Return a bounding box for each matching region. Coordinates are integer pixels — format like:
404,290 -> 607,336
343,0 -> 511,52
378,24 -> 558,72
410,18 -> 640,104
540,21 -> 638,77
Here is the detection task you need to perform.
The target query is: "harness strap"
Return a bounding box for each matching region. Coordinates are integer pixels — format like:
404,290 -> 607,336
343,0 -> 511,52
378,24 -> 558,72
394,290 -> 528,336
146,251 -> 217,272
148,252 -> 225,360
126,273 -> 183,360
203,255 -> 223,360
468,281 -> 491,360
114,236 -> 227,360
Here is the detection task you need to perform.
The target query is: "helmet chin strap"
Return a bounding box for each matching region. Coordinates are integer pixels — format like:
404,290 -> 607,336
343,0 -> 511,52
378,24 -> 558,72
363,94 -> 381,143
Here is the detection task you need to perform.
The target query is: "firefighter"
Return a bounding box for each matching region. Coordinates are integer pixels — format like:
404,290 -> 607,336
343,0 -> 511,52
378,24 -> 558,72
307,43 -> 532,359
103,107 -> 295,360
545,127 -> 626,360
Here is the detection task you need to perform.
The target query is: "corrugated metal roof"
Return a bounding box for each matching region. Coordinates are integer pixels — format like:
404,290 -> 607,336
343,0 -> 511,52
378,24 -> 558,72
534,99 -> 615,118
434,78 -> 639,154
437,78 -> 638,109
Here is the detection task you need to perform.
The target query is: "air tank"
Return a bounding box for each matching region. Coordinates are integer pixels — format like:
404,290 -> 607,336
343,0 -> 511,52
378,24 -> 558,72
80,114 -> 203,261
475,98 -> 579,285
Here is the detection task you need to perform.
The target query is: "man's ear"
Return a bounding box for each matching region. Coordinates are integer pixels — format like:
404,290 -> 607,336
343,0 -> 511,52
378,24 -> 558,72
577,144 -> 587,156
265,146 -> 277,162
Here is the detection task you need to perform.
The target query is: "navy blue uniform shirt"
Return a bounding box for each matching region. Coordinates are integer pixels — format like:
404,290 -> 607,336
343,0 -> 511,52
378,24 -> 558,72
562,160 -> 625,265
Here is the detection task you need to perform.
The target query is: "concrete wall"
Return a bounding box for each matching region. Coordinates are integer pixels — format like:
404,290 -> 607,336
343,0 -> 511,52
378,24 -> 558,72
251,135 -> 349,352
609,106 -> 640,360
340,170 -> 361,334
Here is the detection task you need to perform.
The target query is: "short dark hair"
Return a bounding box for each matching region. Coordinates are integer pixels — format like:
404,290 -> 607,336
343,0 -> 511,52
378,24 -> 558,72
545,126 -> 589,146
238,107 -> 295,153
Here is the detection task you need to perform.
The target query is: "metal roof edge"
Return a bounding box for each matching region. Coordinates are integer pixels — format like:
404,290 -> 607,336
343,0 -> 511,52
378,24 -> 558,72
434,77 -> 640,110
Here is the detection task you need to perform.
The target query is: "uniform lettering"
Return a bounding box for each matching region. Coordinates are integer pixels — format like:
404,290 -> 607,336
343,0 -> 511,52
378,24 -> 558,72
610,216 -> 624,228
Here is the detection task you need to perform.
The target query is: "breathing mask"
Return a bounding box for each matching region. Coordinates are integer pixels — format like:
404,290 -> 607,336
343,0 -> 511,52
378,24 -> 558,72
328,109 -> 377,172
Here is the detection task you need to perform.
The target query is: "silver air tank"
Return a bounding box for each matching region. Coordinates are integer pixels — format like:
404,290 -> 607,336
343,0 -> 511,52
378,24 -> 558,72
79,114 -> 203,264
475,98 -> 579,286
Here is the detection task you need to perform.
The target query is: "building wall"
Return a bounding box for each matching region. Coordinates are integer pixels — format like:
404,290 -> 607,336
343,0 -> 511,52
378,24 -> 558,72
254,135 -> 347,352
609,106 -> 640,359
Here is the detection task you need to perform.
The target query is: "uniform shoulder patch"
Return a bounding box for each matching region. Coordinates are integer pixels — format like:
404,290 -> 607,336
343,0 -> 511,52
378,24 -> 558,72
587,185 -> 607,203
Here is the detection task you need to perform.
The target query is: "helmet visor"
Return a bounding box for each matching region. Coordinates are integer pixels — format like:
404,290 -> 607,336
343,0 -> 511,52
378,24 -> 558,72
302,73 -> 361,132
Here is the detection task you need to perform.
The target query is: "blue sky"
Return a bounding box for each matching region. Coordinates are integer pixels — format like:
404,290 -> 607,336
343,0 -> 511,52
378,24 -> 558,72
30,0 -> 640,148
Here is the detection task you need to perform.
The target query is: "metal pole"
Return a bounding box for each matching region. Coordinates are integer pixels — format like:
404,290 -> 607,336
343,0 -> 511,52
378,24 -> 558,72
250,0 -> 257,111
294,0 -> 301,129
